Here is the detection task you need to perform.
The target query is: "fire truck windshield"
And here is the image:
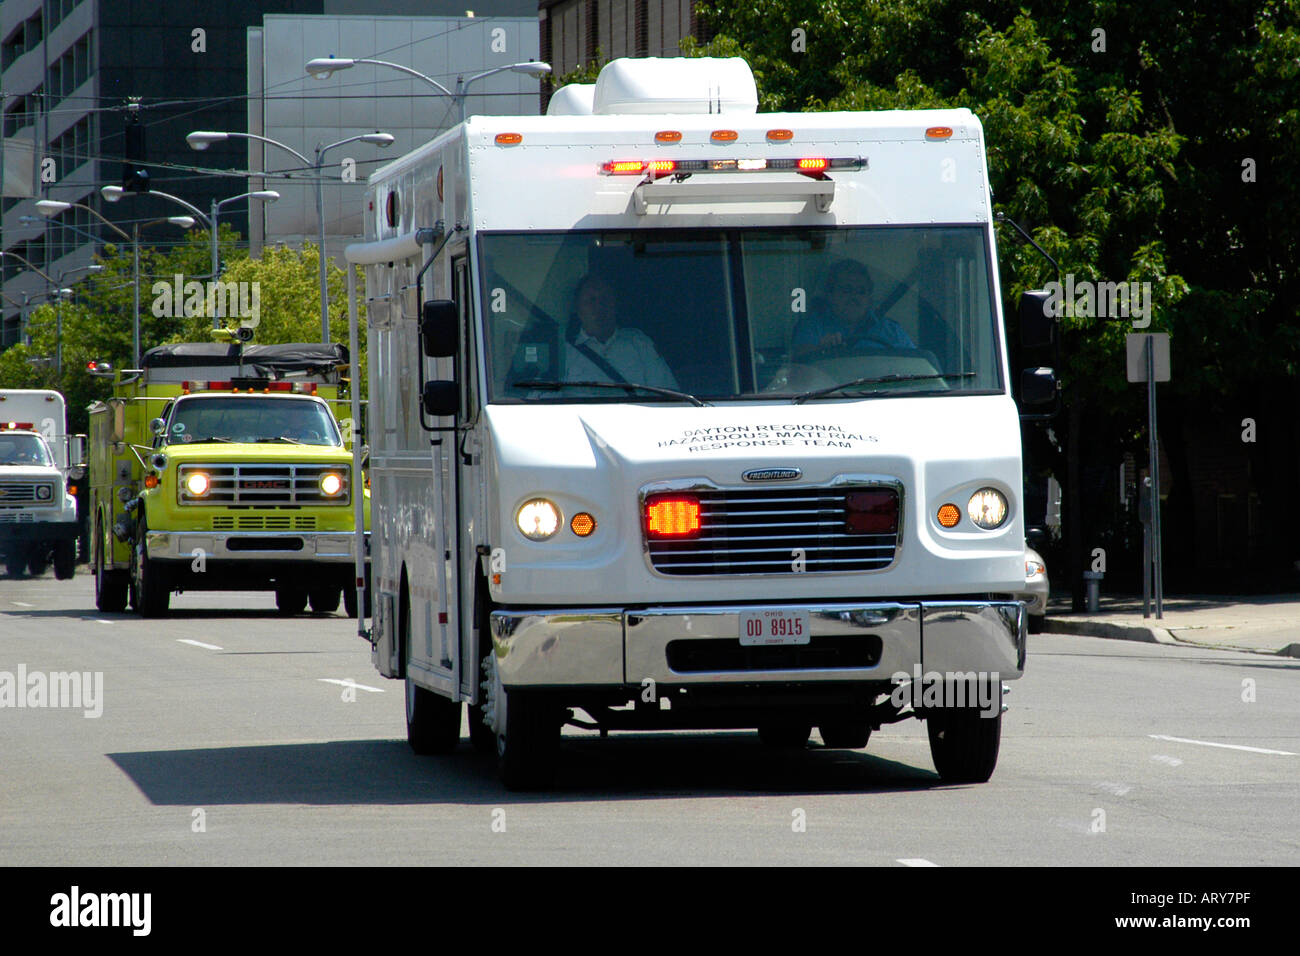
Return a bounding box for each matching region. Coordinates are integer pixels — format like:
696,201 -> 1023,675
166,397 -> 341,446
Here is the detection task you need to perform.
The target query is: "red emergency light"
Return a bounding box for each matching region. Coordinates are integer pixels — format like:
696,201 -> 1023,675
1,421 -> 35,430
645,496 -> 701,537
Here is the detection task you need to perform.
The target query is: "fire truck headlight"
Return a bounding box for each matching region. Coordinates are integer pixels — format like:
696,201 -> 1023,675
185,472 -> 211,497
966,488 -> 1008,529
516,498 -> 560,540
320,472 -> 344,497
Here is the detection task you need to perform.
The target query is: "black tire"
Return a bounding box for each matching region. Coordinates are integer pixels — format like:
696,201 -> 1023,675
402,585 -> 461,754
758,722 -> 812,749
818,722 -> 872,749
1028,614 -> 1045,634
131,515 -> 170,617
468,699 -> 495,754
497,687 -> 561,791
27,552 -> 48,577
94,517 -> 129,613
275,587 -> 308,615
308,586 -> 341,614
927,706 -> 1002,784
6,558 -> 26,578
343,575 -> 372,618
53,540 -> 76,580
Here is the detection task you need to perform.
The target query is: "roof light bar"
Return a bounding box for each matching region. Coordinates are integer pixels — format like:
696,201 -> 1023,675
600,156 -> 864,176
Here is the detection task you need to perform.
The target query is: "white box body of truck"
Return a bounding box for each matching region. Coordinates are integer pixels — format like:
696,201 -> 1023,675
350,57 -> 1029,788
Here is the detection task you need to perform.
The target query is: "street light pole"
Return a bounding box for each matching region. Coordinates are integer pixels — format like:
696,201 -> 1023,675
187,129 -> 394,343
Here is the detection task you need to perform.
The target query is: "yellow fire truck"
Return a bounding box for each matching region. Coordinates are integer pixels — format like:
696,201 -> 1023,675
88,343 -> 369,616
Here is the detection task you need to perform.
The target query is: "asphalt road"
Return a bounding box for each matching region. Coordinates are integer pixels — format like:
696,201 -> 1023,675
1,571 -> 1296,866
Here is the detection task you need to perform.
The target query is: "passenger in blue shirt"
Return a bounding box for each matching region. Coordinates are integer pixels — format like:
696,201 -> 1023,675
793,259 -> 915,358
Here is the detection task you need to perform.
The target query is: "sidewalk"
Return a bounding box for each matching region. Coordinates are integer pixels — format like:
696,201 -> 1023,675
1040,594 -> 1300,657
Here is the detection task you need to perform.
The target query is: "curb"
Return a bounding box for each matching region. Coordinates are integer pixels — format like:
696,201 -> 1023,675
1042,617 -> 1298,657
1041,617 -> 1175,644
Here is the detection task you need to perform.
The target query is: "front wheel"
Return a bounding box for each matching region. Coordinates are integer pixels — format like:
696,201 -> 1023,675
131,515 -> 170,617
484,651 -> 560,790
308,586 -> 341,613
53,539 -> 76,580
927,706 -> 1002,784
818,722 -> 872,749
27,552 -> 48,577
275,586 -> 308,615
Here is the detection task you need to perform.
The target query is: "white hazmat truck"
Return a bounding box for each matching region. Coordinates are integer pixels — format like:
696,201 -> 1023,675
343,57 -> 1055,789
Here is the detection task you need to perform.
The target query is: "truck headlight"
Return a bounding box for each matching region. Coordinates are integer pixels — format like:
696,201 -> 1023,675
320,472 -> 344,497
35,484 -> 52,501
516,498 -> 560,540
967,488 -> 1008,529
185,472 -> 211,497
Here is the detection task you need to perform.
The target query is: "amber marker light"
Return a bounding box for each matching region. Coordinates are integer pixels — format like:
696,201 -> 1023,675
711,129 -> 739,142
570,512 -> 596,537
767,129 -> 794,141
144,474 -> 159,489
937,503 -> 961,528
646,497 -> 701,537
926,126 -> 954,139
495,133 -> 523,145
655,130 -> 682,143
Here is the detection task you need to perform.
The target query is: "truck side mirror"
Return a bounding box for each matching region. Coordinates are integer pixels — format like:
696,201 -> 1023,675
1019,290 -> 1055,349
422,380 -> 459,418
421,300 -> 458,357
1020,366 -> 1057,407
150,417 -> 167,437
68,435 -> 86,467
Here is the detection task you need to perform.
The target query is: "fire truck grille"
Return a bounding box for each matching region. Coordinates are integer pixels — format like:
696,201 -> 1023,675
178,465 -> 349,506
646,485 -> 900,576
211,515 -> 318,531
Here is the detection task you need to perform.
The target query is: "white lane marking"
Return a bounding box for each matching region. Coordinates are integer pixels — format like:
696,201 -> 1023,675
1151,754 -> 1183,767
95,619 -> 114,625
319,678 -> 384,694
1149,734 -> 1295,756
177,638 -> 223,650
11,601 -> 33,607
1096,782 -> 1132,796
897,858 -> 940,867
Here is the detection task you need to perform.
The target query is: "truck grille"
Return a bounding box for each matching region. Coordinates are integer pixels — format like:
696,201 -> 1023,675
645,484 -> 900,576
211,515 -> 318,531
0,481 -> 52,507
178,464 -> 349,506
0,512 -> 36,523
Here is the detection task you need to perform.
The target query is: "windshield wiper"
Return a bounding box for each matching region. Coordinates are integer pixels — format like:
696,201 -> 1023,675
186,436 -> 234,443
255,435 -> 305,444
791,372 -> 974,404
512,380 -> 711,407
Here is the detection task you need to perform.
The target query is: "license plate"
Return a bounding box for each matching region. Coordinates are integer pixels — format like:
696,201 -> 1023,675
740,609 -> 810,646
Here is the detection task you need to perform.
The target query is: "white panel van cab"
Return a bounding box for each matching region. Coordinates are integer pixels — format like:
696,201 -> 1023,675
349,57 -> 1055,789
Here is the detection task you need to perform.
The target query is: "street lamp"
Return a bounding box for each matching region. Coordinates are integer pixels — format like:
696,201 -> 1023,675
305,56 -> 551,125
34,200 -> 193,367
186,129 -> 394,343
102,185 -> 278,328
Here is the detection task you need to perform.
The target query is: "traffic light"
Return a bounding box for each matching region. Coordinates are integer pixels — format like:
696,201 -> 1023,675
122,112 -> 149,193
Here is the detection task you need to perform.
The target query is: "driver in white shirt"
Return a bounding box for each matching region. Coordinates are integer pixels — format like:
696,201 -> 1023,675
563,273 -> 679,389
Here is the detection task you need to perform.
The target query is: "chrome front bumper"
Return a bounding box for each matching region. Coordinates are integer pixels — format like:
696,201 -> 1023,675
490,600 -> 1026,688
145,529 -> 368,563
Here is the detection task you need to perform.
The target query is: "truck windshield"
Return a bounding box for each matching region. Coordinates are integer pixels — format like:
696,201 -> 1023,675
0,433 -> 53,466
167,397 -> 341,446
479,225 -> 1002,403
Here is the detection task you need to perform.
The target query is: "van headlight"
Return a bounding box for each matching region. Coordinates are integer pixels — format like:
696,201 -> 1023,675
36,484 -> 53,501
516,498 -> 560,540
967,488 -> 1008,529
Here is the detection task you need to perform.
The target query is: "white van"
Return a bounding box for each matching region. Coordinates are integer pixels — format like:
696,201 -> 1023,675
345,57 -> 1053,789
0,390 -> 82,578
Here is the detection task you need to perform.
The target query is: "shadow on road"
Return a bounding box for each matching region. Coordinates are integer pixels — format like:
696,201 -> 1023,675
108,733 -> 944,806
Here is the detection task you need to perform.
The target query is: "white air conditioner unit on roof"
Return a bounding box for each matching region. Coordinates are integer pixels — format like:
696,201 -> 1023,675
591,57 -> 758,115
